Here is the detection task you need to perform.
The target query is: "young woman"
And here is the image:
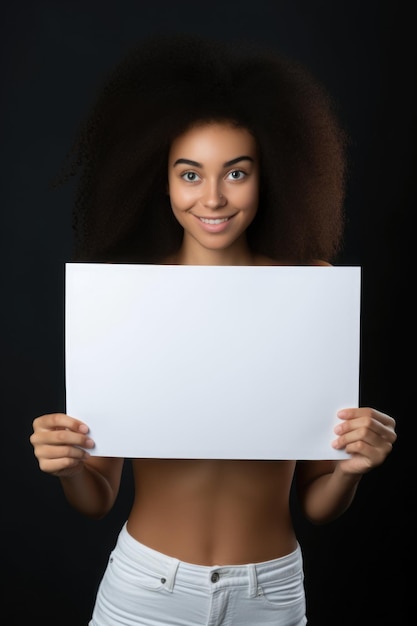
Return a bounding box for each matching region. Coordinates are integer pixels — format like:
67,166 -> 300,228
30,35 -> 396,626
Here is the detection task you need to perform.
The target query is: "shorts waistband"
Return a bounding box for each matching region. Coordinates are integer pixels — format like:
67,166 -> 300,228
117,522 -> 303,596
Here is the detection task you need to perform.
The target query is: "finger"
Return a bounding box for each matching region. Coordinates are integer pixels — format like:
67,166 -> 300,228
30,427 -> 94,449
38,455 -> 87,475
35,443 -> 91,462
343,439 -> 394,466
33,413 -> 89,434
337,407 -> 395,429
335,418 -> 382,440
339,427 -> 393,449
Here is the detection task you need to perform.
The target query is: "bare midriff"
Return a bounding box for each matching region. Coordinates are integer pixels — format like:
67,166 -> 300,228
126,458 -> 298,566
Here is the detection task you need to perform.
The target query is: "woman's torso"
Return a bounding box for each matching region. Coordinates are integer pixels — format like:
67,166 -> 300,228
127,458 -> 298,565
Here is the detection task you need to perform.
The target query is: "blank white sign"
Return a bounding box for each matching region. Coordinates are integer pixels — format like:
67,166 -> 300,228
65,264 -> 360,459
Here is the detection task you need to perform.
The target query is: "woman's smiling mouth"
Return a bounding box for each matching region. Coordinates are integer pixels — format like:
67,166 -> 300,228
194,214 -> 235,233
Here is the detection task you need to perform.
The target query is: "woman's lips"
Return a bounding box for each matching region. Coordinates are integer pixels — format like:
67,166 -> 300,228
195,215 -> 234,233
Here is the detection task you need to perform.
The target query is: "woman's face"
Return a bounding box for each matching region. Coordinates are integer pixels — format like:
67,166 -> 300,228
167,121 -> 259,262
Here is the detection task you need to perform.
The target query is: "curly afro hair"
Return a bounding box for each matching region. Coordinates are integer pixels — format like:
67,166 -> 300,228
58,33 -> 348,264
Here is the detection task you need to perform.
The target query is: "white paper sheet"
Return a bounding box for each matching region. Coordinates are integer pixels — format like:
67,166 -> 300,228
65,264 -> 361,459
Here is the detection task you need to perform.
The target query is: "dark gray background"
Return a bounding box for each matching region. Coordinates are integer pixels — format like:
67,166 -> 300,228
2,1 -> 414,624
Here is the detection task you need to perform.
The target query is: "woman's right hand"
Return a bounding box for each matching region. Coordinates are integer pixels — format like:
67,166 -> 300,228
30,413 -> 95,478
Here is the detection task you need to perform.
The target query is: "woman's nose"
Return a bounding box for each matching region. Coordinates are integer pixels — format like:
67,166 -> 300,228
201,184 -> 227,209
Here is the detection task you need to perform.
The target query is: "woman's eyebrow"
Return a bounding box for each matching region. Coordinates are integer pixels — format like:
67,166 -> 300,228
173,156 -> 254,168
223,156 -> 254,167
173,158 -> 202,167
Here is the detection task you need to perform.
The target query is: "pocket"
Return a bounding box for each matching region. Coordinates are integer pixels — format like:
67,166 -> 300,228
107,550 -> 167,592
257,570 -> 305,608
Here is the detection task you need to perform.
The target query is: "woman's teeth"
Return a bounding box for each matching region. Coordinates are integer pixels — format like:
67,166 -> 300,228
200,217 -> 229,225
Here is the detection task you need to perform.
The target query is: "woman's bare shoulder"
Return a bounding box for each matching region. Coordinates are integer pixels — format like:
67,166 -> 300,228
310,259 -> 332,266
254,255 -> 333,267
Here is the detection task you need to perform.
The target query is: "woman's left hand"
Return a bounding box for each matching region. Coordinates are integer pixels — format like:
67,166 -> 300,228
332,407 -> 397,475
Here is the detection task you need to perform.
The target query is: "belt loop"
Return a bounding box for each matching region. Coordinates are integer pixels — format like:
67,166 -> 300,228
163,558 -> 180,592
247,564 -> 258,598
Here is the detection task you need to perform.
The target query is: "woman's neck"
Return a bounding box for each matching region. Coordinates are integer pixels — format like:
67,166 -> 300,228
168,236 -> 256,267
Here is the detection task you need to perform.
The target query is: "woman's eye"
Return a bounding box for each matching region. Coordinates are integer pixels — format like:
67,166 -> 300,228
181,171 -> 200,182
228,170 -> 246,181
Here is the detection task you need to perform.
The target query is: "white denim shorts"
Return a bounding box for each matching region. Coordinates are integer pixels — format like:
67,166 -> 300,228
89,522 -> 307,626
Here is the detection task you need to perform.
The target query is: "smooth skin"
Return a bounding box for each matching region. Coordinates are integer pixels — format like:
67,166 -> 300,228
31,122 -> 397,566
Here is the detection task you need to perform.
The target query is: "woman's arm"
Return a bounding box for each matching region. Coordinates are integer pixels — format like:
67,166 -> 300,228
30,413 -> 124,519
295,407 -> 396,524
